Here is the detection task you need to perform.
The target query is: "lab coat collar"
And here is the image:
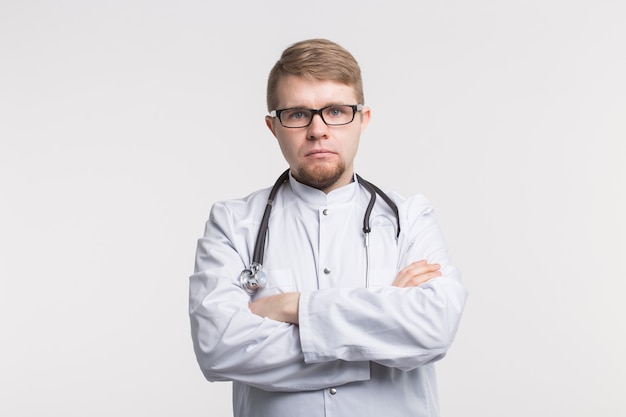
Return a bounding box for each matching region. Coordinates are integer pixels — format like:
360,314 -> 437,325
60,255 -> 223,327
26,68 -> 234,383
288,171 -> 359,206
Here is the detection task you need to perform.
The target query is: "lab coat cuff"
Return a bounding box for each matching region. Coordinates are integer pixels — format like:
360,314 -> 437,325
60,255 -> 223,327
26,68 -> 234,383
299,291 -> 322,363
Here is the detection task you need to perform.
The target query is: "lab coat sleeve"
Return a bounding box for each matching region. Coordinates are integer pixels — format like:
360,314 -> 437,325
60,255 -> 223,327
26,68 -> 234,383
189,201 -> 370,392
298,195 -> 468,371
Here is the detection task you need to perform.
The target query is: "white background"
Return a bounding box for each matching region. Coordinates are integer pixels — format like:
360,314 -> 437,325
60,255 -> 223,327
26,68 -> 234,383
1,1 -> 624,416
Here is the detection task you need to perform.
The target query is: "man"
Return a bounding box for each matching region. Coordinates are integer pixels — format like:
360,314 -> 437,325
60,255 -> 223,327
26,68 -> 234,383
189,38 -> 468,417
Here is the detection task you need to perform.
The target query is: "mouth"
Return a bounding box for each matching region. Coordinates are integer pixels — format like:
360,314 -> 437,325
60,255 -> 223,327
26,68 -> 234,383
305,149 -> 336,157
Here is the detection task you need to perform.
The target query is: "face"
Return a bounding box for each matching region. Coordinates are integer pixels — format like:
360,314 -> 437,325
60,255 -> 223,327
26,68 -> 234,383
265,75 -> 371,193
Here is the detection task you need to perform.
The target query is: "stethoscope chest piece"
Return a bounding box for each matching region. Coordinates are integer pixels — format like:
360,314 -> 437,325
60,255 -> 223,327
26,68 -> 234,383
239,262 -> 267,295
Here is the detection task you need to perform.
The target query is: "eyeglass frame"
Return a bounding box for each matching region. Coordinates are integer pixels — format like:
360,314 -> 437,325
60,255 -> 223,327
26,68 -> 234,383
269,104 -> 364,128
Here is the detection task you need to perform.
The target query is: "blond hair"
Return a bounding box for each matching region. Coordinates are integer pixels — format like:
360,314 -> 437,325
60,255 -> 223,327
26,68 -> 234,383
266,38 -> 364,111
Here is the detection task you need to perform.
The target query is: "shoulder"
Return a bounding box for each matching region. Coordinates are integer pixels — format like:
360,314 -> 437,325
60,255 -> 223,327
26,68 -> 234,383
381,191 -> 438,239
374,186 -> 434,219
396,193 -> 435,219
208,186 -> 272,226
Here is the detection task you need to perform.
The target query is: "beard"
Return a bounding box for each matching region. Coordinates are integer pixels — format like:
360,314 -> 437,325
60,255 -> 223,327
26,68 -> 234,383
293,160 -> 346,191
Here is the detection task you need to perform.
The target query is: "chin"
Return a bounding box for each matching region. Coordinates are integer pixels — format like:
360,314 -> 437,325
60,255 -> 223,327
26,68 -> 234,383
295,162 -> 346,190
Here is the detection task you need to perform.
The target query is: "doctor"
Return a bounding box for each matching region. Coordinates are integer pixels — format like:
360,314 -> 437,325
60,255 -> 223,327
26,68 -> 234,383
189,38 -> 468,417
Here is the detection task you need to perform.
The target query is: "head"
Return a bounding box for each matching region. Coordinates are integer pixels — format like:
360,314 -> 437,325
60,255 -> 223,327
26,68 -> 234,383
265,39 -> 370,193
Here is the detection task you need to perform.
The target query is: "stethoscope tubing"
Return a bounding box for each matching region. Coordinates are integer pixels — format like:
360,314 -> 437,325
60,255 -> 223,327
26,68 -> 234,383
240,169 -> 400,295
252,169 -> 290,267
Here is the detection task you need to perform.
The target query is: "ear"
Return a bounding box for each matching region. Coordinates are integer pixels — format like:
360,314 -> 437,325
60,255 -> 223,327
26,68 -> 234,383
265,116 -> 278,138
359,106 -> 371,132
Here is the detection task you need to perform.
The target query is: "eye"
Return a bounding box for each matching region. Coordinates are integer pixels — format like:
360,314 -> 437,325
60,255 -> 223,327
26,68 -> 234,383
325,106 -> 347,118
283,109 -> 310,120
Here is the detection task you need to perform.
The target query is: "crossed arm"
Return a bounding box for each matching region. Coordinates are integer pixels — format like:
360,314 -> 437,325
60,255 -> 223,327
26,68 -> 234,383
191,195 -> 468,389
249,260 -> 442,324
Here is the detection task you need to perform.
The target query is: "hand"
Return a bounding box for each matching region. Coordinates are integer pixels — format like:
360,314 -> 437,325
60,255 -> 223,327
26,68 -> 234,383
392,260 -> 441,288
249,292 -> 300,324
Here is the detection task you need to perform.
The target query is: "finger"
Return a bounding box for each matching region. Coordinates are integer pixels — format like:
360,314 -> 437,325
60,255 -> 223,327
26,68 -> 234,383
394,270 -> 441,288
396,260 -> 428,278
396,262 -> 440,281
405,261 -> 440,274
393,263 -> 423,286
393,262 -> 442,287
405,270 -> 442,287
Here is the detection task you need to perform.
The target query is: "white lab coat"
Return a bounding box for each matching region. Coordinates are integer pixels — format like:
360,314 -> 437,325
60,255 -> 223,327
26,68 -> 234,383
189,173 -> 468,417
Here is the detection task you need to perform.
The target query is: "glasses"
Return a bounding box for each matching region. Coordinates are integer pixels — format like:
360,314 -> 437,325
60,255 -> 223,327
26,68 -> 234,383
270,104 -> 363,128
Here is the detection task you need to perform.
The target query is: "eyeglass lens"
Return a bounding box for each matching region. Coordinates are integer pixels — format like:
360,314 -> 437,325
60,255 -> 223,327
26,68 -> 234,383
279,105 -> 356,128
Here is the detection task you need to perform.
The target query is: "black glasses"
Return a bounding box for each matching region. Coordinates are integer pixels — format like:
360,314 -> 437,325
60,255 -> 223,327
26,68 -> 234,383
269,104 -> 363,128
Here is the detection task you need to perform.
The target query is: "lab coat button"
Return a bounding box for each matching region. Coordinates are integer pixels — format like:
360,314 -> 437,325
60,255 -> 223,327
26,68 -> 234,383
330,388 -> 337,395
323,268 -> 331,274
322,208 -> 329,215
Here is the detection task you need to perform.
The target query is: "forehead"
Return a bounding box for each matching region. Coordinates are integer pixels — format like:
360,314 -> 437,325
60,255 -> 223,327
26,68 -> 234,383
275,75 -> 357,108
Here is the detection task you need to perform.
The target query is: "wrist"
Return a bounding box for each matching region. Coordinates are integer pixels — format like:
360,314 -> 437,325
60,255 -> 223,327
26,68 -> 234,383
283,292 -> 300,324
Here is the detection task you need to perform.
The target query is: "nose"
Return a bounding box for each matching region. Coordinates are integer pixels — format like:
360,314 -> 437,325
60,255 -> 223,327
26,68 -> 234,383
306,113 -> 329,140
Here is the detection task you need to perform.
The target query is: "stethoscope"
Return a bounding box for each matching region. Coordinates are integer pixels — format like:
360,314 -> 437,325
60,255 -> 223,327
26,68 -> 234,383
239,169 -> 401,295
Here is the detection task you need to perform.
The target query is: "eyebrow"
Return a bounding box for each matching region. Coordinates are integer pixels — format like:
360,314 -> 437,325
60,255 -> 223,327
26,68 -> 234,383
279,102 -> 348,109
